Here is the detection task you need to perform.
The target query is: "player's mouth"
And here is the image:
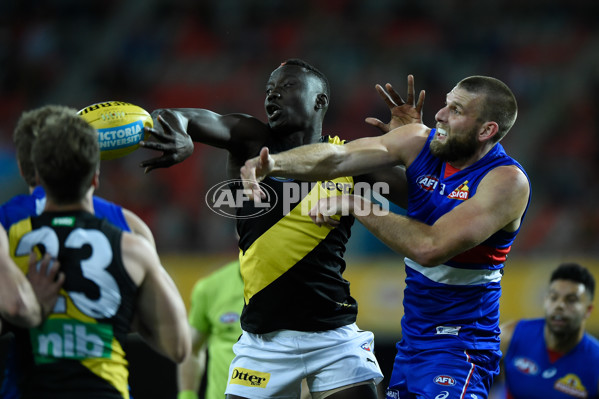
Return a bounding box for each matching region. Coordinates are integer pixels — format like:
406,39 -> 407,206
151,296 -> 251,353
548,314 -> 568,327
436,126 -> 448,141
266,103 -> 282,121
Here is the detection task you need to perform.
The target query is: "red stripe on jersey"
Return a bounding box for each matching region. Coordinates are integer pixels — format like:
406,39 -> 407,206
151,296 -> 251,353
451,245 -> 511,265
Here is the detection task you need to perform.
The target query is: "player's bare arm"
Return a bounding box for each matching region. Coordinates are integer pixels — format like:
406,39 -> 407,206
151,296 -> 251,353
0,225 -> 63,328
312,164 -> 530,267
499,320 -> 518,356
122,208 -> 156,249
122,232 -> 191,363
178,327 -> 208,395
141,108 -> 270,172
241,123 -> 429,199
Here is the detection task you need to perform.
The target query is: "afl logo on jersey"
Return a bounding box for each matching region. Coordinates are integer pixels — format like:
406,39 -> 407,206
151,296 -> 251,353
434,375 -> 456,386
417,175 -> 440,192
220,312 -> 240,324
514,357 -> 539,375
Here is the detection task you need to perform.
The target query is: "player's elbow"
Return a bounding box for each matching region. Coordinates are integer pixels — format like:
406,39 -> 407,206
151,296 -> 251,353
171,341 -> 191,364
408,242 -> 448,267
169,328 -> 192,364
2,297 -> 41,328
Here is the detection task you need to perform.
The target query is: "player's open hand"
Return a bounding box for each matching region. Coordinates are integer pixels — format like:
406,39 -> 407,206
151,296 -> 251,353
365,74 -> 425,133
27,252 -> 64,322
139,110 -> 194,173
241,147 -> 274,201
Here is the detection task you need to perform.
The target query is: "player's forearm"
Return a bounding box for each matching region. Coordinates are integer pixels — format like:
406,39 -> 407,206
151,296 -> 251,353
0,268 -> 42,328
269,143 -> 353,180
350,197 -> 454,267
177,350 -> 204,393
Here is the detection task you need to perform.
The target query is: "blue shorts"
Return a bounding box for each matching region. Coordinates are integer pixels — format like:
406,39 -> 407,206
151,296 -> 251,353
385,340 -> 501,399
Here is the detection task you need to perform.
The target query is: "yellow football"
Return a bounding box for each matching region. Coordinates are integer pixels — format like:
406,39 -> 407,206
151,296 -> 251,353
77,101 -> 153,160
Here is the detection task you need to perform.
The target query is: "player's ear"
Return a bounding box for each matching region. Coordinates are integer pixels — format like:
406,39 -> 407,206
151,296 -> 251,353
91,169 -> 100,189
479,121 -> 499,142
315,93 -> 328,110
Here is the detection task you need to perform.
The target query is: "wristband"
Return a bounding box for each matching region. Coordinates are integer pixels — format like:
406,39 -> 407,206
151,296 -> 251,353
178,390 -> 198,399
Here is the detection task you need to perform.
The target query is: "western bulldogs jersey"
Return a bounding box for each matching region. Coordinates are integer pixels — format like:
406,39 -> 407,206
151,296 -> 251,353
402,129 -> 530,350
236,135 -> 357,334
0,186 -> 130,233
8,211 -> 137,399
505,319 -> 599,399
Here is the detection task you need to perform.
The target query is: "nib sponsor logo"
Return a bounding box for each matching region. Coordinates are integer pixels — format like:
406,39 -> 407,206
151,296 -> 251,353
447,181 -> 469,200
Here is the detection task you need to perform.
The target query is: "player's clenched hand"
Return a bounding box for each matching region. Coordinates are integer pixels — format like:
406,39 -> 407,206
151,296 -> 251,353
139,110 -> 194,173
365,74 -> 425,133
308,196 -> 356,227
241,147 -> 274,200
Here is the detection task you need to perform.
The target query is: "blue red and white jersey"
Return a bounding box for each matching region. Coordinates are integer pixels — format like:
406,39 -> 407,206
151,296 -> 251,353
402,129 -> 530,351
504,319 -> 599,399
0,186 -> 130,232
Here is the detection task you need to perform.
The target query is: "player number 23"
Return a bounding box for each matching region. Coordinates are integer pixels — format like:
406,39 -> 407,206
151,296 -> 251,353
16,227 -> 120,319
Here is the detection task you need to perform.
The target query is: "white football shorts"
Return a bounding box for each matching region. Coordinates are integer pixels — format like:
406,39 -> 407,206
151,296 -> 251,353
225,323 -> 383,398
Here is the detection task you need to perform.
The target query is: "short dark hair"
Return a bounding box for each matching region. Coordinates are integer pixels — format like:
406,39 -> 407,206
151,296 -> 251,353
32,112 -> 99,204
457,76 -> 518,143
550,263 -> 595,301
280,58 -> 330,99
13,105 -> 78,187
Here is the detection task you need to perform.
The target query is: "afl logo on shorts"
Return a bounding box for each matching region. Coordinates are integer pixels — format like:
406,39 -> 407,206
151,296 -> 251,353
434,375 -> 456,386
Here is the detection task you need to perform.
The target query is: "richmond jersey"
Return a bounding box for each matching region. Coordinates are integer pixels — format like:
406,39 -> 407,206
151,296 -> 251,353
8,211 -> 137,399
402,129 -> 530,351
0,186 -> 132,399
236,135 -> 357,334
504,319 -> 599,399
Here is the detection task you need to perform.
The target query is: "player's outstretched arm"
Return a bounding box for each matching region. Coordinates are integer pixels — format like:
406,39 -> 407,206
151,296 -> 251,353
241,123 -> 429,200
140,108 -> 269,172
310,165 -> 530,267
123,233 -> 191,363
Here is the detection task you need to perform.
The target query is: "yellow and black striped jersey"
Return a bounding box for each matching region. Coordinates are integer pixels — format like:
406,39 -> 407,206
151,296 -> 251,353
8,210 -> 136,399
236,136 -> 358,333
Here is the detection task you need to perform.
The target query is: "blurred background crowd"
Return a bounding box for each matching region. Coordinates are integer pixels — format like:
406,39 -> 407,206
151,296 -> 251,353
1,0 -> 598,258
1,1 -> 598,396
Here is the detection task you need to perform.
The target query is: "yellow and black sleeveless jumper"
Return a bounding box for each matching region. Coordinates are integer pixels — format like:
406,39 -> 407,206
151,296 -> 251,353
8,210 -> 136,399
236,136 -> 358,333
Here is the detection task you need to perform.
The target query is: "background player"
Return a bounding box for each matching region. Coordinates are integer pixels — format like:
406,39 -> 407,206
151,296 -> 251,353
500,263 -> 599,398
7,111 -> 190,399
240,75 -> 531,398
